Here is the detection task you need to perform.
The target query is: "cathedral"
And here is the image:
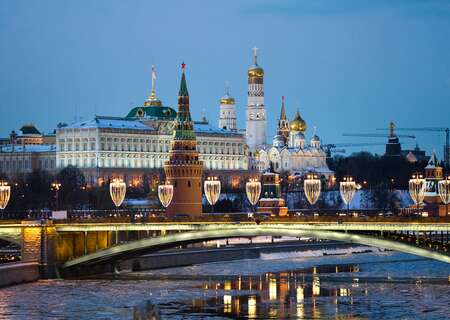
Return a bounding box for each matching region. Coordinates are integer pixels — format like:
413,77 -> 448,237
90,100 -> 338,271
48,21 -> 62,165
256,97 -> 332,180
241,50 -> 332,180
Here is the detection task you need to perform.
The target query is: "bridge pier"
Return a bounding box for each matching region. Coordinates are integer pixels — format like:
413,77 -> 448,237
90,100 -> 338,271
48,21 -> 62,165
21,221 -> 57,279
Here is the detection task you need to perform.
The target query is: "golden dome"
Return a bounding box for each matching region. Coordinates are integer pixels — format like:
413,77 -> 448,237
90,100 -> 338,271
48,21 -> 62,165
290,110 -> 307,132
220,96 -> 235,105
248,66 -> 264,78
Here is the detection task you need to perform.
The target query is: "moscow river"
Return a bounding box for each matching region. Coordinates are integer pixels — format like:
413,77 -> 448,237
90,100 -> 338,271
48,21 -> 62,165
0,247 -> 449,319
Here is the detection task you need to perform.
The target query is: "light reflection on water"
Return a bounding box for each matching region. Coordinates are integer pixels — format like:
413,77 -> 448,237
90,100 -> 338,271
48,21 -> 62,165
0,251 -> 449,319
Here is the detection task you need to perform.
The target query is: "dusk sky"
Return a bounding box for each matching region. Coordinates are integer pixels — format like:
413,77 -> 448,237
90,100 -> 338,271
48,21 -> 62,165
1,0 -> 450,158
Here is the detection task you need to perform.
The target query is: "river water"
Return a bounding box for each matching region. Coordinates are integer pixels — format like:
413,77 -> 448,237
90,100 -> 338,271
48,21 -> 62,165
0,248 -> 449,319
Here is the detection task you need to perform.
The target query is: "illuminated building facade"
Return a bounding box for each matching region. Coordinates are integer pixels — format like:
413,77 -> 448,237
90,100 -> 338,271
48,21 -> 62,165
257,99 -> 333,180
55,67 -> 249,187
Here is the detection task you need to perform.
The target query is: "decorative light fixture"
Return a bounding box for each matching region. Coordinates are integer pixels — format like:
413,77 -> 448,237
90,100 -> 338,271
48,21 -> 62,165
304,173 -> 321,206
0,181 -> 11,210
51,182 -> 61,209
204,176 -> 221,213
246,178 -> 261,215
109,178 -> 126,207
340,176 -> 357,214
158,183 -> 174,208
438,176 -> 450,216
408,173 -> 426,215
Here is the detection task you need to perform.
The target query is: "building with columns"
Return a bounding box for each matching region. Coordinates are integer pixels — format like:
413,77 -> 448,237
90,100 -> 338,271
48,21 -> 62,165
245,48 -> 267,153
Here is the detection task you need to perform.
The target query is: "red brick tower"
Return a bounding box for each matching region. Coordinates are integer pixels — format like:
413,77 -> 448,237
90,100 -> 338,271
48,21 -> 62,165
164,63 -> 204,217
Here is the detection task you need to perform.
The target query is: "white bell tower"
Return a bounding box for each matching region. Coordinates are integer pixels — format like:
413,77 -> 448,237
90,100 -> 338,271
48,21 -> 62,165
246,47 -> 267,151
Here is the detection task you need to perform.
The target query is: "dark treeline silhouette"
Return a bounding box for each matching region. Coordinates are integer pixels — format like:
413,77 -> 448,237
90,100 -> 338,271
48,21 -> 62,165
327,152 -> 429,189
1,166 -> 151,211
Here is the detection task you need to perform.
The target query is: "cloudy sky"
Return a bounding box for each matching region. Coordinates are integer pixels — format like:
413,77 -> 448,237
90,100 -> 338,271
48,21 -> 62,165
1,0 -> 449,157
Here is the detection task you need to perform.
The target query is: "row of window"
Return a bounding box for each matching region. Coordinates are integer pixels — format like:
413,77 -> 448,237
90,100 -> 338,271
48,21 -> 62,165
58,157 -> 245,170
0,158 -> 55,171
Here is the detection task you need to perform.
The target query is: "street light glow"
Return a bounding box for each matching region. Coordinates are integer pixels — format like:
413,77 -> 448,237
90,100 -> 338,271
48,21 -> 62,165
158,183 -> 174,208
0,181 -> 11,210
304,173 -> 321,205
109,178 -> 126,207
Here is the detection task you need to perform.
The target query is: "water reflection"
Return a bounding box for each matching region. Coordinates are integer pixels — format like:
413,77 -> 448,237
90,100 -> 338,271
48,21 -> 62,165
190,264 -> 360,319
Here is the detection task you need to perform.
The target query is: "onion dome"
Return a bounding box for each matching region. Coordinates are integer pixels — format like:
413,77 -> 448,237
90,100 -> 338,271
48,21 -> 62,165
248,65 -> 264,78
290,110 -> 307,132
220,83 -> 235,105
248,47 -> 264,78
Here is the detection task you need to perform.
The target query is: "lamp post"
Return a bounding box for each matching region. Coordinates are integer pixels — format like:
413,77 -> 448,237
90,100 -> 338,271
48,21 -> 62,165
0,181 -> 11,210
158,183 -> 174,209
109,178 -> 126,208
408,173 -> 426,217
204,176 -> 221,213
304,173 -> 321,214
246,178 -> 261,217
340,176 -> 357,215
51,182 -> 61,210
438,176 -> 450,216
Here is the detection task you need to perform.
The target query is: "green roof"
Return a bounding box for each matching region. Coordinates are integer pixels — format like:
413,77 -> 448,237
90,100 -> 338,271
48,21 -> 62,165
126,106 -> 177,120
179,71 -> 189,96
20,124 -> 41,135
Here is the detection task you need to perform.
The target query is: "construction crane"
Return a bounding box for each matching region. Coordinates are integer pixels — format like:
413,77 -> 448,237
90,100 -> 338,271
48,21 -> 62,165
323,142 -> 386,157
342,133 -> 416,139
376,126 -> 450,166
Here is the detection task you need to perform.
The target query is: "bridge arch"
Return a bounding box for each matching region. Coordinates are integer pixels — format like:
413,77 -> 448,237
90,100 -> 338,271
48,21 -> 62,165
62,226 -> 450,269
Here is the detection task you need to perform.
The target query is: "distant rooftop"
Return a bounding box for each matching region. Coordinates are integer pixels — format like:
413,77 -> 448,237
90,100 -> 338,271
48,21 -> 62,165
62,116 -> 154,131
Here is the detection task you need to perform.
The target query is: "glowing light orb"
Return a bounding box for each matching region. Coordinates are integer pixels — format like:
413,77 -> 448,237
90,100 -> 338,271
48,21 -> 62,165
0,181 -> 11,210
304,173 -> 321,205
340,176 -> 357,206
204,177 -> 221,206
109,178 -> 126,207
438,177 -> 450,205
158,183 -> 174,208
408,173 -> 426,206
246,178 -> 261,206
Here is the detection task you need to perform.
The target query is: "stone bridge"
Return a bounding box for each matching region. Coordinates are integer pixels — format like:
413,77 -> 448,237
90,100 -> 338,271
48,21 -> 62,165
0,220 -> 449,278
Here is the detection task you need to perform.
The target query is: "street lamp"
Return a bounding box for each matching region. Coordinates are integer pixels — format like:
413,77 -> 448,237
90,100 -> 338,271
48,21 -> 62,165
204,176 -> 221,213
304,173 -> 321,207
0,181 -> 11,210
340,176 -> 357,215
246,178 -> 261,217
158,183 -> 174,208
408,173 -> 426,216
51,182 -> 61,210
438,176 -> 450,216
109,178 -> 126,208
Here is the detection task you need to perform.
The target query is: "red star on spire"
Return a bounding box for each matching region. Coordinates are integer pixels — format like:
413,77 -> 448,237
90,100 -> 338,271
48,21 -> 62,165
181,62 -> 186,70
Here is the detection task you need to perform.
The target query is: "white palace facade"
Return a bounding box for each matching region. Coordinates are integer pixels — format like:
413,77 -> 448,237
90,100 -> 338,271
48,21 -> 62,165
55,69 -> 249,187
1,49 -> 333,186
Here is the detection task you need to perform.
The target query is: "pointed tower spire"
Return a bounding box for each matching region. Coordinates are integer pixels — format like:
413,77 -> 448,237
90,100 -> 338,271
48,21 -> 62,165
276,96 -> 290,140
280,96 -> 287,120
179,62 -> 189,97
